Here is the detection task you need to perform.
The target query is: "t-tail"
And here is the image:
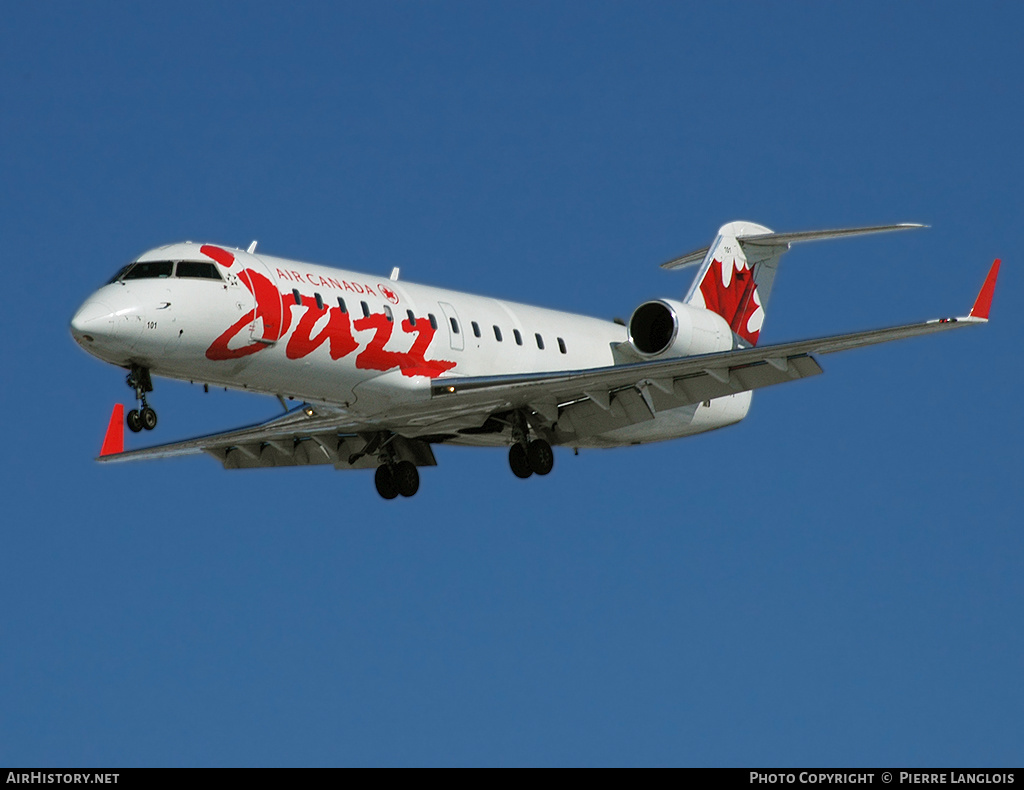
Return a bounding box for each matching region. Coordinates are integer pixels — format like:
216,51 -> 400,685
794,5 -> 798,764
663,220 -> 926,348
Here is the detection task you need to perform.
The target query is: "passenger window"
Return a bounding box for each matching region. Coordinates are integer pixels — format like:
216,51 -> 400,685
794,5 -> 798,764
361,301 -> 370,318
558,337 -> 567,354
450,317 -> 459,334
493,326 -> 503,342
535,333 -> 544,350
407,310 -> 416,326
315,292 -> 324,310
513,329 -> 523,346
471,321 -> 481,338
337,297 -> 347,313
292,289 -> 302,305
122,261 -> 173,280
175,261 -> 222,280
384,305 -> 393,322
428,314 -> 438,330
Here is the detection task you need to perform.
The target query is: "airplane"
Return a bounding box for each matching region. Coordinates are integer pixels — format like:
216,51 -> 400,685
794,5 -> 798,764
70,221 -> 1001,500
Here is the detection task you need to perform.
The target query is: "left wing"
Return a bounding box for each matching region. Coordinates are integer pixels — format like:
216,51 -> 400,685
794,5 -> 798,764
427,259 -> 1000,429
429,313 -> 988,430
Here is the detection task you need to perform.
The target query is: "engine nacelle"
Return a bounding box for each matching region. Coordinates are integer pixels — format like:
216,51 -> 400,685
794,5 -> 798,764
627,299 -> 733,359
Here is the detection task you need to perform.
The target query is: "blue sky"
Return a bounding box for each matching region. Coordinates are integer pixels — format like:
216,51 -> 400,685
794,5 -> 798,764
1,2 -> 1021,767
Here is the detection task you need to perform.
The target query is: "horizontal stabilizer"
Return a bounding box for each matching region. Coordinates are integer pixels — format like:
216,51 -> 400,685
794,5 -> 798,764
738,223 -> 925,248
661,223 -> 924,269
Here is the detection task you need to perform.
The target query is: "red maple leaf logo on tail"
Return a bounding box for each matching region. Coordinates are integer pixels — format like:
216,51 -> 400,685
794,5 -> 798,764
698,258 -> 763,346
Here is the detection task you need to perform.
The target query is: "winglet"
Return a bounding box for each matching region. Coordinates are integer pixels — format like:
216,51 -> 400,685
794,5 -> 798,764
100,404 -> 124,456
969,259 -> 1001,320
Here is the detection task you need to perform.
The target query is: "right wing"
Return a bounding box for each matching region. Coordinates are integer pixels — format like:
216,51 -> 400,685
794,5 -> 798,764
96,405 -> 438,470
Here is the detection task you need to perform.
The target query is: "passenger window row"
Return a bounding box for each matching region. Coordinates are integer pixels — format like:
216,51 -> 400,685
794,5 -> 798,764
294,291 -> 569,355
487,322 -> 566,354
297,292 -> 438,330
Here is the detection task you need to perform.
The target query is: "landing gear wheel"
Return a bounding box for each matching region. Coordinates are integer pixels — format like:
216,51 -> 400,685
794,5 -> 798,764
375,465 -> 398,500
126,409 -> 143,433
394,461 -> 420,497
141,407 -> 158,431
527,439 -> 554,476
509,443 -> 532,478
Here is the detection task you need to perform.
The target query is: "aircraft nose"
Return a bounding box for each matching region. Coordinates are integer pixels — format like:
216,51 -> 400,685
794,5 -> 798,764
70,299 -> 115,346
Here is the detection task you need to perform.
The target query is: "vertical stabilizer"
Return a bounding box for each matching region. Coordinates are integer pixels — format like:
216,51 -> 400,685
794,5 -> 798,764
684,221 -> 781,347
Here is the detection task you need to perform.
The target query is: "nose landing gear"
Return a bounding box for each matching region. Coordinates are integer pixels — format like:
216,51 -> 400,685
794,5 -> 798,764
125,365 -> 157,433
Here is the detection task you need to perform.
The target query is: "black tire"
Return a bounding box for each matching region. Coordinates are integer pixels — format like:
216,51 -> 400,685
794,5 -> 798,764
375,465 -> 398,500
393,461 -> 420,498
126,409 -> 143,433
141,407 -> 158,431
509,443 -> 532,478
527,439 -> 554,476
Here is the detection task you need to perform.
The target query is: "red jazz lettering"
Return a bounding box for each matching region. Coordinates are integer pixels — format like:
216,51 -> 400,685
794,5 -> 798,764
397,318 -> 456,378
353,313 -> 407,372
353,314 -> 455,377
202,249 -> 455,375
286,296 -> 358,360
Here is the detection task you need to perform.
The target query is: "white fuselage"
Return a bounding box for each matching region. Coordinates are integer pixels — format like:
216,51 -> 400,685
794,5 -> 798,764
70,242 -> 751,448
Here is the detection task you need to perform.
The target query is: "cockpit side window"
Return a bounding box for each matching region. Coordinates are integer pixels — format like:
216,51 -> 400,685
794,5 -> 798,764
120,261 -> 174,280
175,261 -> 222,280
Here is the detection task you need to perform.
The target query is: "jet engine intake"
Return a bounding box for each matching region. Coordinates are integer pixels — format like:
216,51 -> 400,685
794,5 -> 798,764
627,299 -> 732,359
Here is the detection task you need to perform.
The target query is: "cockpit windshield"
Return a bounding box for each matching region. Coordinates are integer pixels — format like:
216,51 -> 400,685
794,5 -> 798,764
122,261 -> 174,280
108,260 -> 223,283
175,261 -> 222,280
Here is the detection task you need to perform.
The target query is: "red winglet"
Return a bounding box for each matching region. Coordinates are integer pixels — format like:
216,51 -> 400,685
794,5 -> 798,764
969,259 -> 1001,319
100,404 -> 124,456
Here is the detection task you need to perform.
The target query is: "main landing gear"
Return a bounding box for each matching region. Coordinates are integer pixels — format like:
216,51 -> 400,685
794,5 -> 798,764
509,439 -> 554,478
374,461 -> 420,500
125,364 -> 157,433
507,411 -> 554,479
357,432 -> 421,500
